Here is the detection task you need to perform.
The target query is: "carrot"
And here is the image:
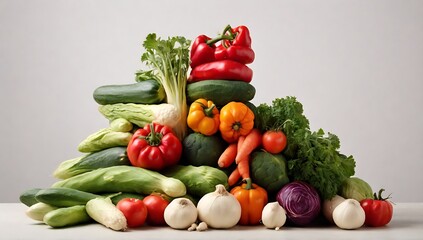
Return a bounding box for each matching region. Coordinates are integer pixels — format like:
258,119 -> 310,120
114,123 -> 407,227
237,135 -> 245,153
228,168 -> 241,186
235,128 -> 262,164
237,156 -> 250,180
218,143 -> 237,168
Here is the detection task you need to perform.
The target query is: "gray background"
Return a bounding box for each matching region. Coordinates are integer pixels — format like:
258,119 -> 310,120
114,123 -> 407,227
1,0 -> 422,202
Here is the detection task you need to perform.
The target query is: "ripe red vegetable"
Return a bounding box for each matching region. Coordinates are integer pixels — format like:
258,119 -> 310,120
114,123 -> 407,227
116,198 -> 148,228
262,130 -> 287,154
127,123 -> 182,171
360,189 -> 394,227
143,194 -> 169,226
190,25 -> 255,68
188,60 -> 253,83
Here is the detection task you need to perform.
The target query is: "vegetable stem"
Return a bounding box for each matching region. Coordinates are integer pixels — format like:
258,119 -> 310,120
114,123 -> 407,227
244,178 -> 253,190
146,123 -> 162,146
374,188 -> 391,201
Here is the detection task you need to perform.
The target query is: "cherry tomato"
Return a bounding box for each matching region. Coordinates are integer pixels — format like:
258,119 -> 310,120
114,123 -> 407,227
262,130 -> 287,154
360,189 -> 393,227
143,194 -> 169,226
116,198 -> 148,228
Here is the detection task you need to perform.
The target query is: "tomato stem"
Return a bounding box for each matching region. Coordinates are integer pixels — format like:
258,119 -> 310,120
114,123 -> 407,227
374,188 -> 391,201
232,122 -> 241,131
146,123 -> 162,146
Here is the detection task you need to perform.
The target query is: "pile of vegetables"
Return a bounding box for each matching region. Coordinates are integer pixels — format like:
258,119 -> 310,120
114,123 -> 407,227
20,24 -> 394,232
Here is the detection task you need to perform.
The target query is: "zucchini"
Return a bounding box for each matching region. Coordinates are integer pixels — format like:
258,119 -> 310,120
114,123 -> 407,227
43,205 -> 92,228
186,80 -> 256,106
163,165 -> 229,198
109,118 -> 133,132
78,118 -> 133,153
35,187 -> 100,207
93,80 -> 165,105
20,188 -> 42,207
52,165 -> 187,198
78,130 -> 132,153
53,146 -> 130,179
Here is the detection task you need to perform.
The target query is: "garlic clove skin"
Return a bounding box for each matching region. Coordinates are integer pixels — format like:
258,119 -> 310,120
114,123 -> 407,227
332,199 -> 365,230
196,222 -> 208,231
187,223 -> 197,231
261,202 -> 287,230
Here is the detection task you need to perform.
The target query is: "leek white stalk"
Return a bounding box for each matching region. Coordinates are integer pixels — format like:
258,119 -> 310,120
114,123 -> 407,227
26,203 -> 58,221
85,197 -> 127,231
197,184 -> 241,229
332,199 -> 365,229
140,34 -> 191,140
261,202 -> 286,230
164,198 -> 198,229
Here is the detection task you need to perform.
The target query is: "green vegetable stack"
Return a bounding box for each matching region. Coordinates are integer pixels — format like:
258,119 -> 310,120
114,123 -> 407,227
20,24 -> 388,231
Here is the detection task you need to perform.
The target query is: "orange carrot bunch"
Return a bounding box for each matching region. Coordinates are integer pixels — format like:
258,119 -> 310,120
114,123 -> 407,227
218,128 -> 262,186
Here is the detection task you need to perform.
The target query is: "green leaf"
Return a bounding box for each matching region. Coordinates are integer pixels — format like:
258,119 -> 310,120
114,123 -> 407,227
257,96 -> 356,199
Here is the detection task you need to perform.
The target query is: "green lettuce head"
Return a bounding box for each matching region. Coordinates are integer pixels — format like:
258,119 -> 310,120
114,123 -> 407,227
339,177 -> 373,201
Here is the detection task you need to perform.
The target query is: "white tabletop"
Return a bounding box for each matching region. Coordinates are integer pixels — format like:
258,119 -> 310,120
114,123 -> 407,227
1,203 -> 422,240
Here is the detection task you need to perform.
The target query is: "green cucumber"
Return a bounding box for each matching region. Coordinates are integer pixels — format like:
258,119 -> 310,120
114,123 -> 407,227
53,146 -> 130,179
93,80 -> 165,105
43,205 -> 92,228
20,188 -> 42,207
35,187 -> 100,207
186,80 -> 256,106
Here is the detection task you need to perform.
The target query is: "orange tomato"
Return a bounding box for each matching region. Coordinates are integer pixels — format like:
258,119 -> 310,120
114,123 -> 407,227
219,102 -> 254,143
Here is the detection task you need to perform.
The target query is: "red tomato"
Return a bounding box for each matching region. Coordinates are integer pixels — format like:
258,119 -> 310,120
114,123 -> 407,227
262,130 -> 287,154
360,189 -> 394,227
116,198 -> 148,228
143,194 -> 169,226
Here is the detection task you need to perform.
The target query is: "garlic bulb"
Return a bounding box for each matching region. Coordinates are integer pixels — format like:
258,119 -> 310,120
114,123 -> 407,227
164,198 -> 198,229
322,195 -> 345,223
261,202 -> 286,230
197,184 -> 241,229
332,199 -> 365,229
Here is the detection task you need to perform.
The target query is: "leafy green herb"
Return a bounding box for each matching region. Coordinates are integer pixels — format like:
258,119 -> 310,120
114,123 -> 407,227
134,69 -> 158,82
139,33 -> 191,140
256,97 -> 356,199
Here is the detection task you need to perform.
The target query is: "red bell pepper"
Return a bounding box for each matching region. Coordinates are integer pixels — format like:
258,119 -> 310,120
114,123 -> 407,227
127,123 -> 182,171
214,25 -> 255,64
360,189 -> 394,227
190,25 -> 255,68
188,60 -> 253,83
190,35 -> 216,68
